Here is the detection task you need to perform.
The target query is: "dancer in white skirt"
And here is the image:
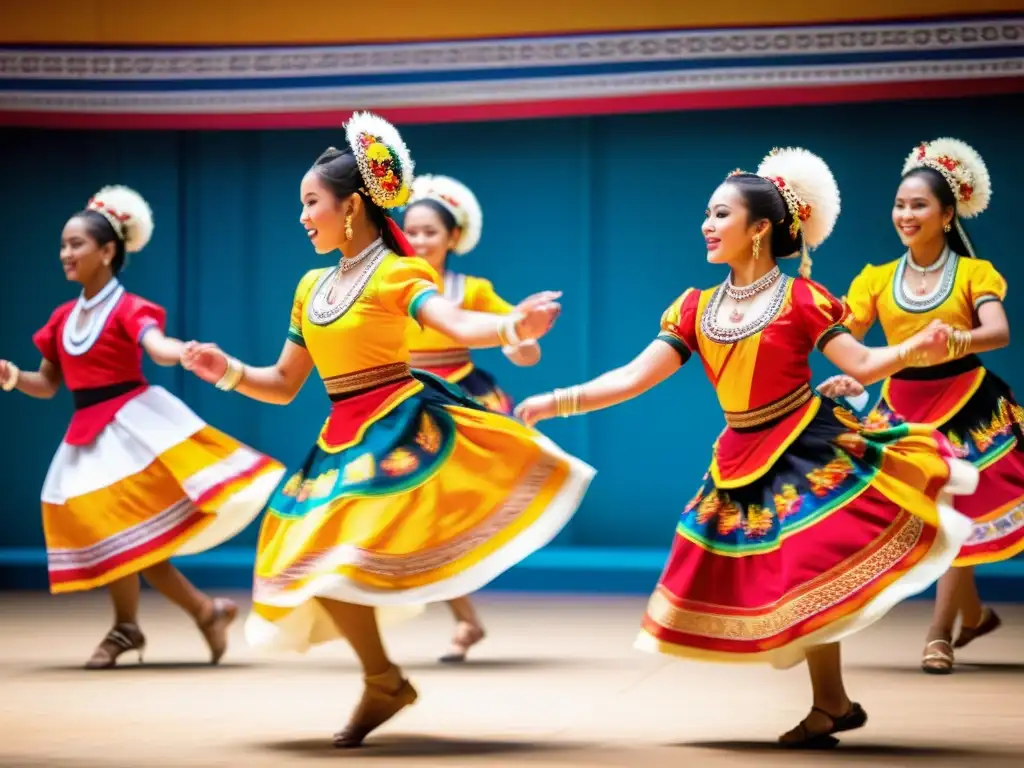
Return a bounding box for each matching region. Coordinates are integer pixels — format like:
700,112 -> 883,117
0,185 -> 285,669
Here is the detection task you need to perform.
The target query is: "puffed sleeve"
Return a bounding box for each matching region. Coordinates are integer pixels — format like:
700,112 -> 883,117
793,278 -> 850,352
967,259 -> 1007,311
463,276 -> 515,315
376,255 -> 442,321
32,305 -> 68,365
842,265 -> 881,340
656,288 -> 699,363
119,294 -> 167,343
287,269 -> 326,348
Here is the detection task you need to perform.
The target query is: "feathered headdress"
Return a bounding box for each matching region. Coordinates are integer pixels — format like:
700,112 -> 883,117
409,174 -> 483,255
902,137 -> 991,220
86,185 -> 154,254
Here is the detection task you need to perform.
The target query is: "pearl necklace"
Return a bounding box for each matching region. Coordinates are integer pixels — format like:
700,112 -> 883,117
724,265 -> 781,323
905,247 -> 949,296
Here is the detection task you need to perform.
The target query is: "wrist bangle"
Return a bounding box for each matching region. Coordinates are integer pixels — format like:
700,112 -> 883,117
1,363 -> 19,392
501,315 -> 523,347
946,328 -> 972,360
215,356 -> 244,392
552,385 -> 584,418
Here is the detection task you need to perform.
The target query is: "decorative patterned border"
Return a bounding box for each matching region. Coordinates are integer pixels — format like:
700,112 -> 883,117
0,17 -> 1020,125
1,18 -> 1020,81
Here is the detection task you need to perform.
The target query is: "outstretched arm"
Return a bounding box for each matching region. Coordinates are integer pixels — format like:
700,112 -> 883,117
820,320 -> 951,386
140,328 -> 185,366
515,340 -> 683,426
417,291 -> 561,350
0,358 -> 62,399
181,339 -> 315,405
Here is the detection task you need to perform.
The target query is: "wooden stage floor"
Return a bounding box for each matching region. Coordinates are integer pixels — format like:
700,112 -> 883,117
1,591 -> 1022,767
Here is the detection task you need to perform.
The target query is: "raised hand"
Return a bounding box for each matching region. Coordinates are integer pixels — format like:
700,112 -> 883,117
514,291 -> 563,314
817,374 -> 864,400
180,341 -> 228,385
513,298 -> 562,343
514,393 -> 557,427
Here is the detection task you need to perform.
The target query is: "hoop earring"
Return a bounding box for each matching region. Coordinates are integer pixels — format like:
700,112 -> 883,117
752,235 -> 761,260
344,214 -> 354,241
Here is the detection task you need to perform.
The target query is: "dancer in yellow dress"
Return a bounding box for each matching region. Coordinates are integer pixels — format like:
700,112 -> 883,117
403,173 -> 540,662
818,138 -> 1018,674
0,185 -> 285,668
516,147 -> 977,748
180,112 -> 594,747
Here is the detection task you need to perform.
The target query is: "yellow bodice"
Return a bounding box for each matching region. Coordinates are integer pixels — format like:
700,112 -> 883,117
844,252 -> 1006,344
405,271 -> 514,352
287,251 -> 440,379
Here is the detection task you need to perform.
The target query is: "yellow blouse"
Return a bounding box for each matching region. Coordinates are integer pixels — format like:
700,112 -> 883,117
844,253 -> 1006,344
287,252 -> 440,378
406,272 -> 514,352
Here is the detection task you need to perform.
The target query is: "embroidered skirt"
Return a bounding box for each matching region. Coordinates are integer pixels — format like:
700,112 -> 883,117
245,371 -> 593,654
412,354 -> 515,416
41,386 -> 285,594
875,363 -> 1024,566
636,401 -> 976,669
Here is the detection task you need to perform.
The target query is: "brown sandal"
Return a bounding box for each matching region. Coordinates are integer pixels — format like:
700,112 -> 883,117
197,597 -> 238,665
921,638 -> 954,674
954,607 -> 1002,649
85,622 -> 146,669
439,621 -> 485,663
333,667 -> 418,748
778,703 -> 868,749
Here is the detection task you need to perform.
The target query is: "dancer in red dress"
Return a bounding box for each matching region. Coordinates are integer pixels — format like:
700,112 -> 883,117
516,147 -> 977,748
0,185 -> 284,668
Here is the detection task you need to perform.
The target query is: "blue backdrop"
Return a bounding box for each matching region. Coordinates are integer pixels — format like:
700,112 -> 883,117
2,94 -> 1022,589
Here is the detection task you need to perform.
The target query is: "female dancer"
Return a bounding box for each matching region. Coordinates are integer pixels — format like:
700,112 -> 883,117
180,112 -> 593,747
402,173 -> 538,662
515,147 -> 977,748
0,185 -> 284,669
818,138 -> 1018,674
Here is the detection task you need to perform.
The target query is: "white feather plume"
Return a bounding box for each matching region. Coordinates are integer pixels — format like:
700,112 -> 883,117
88,185 -> 154,253
756,147 -> 840,250
344,111 -> 414,209
410,174 -> 483,255
902,137 -> 991,219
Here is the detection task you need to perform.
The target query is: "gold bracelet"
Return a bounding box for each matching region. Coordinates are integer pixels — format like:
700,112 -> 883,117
552,385 -> 584,418
897,342 -> 931,368
946,328 -> 972,360
215,356 -> 244,392
1,363 -> 19,392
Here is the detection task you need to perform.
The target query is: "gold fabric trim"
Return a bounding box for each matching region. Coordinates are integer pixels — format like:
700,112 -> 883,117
723,383 -> 812,429
323,362 -> 412,396
409,349 -> 472,368
645,513 -> 925,641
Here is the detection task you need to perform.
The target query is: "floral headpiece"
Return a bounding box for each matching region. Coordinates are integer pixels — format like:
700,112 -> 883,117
344,111 -> 414,210
86,185 -> 154,254
409,174 -> 483,255
902,138 -> 991,219
727,148 -> 840,278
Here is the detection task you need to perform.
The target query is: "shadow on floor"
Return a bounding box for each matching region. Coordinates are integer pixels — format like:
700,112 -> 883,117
259,734 -> 582,760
